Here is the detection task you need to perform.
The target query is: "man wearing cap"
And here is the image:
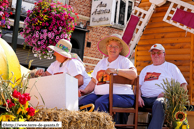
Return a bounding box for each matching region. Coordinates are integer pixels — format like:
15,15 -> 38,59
138,43 -> 187,129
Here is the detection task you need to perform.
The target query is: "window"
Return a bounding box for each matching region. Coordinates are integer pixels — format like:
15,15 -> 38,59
113,0 -> 134,28
55,0 -> 69,5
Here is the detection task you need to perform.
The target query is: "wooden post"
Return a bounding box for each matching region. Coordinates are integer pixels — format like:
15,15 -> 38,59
11,0 -> 22,52
190,34 -> 194,105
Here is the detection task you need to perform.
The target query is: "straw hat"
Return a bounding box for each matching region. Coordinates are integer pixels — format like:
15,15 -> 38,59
97,34 -> 130,57
48,39 -> 72,58
48,39 -> 85,65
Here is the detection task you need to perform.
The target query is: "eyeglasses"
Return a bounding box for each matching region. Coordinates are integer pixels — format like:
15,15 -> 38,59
151,51 -> 164,55
107,45 -> 120,49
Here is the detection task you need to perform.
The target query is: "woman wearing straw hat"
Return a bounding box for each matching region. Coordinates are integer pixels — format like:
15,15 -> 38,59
35,39 -> 91,93
79,34 -> 137,118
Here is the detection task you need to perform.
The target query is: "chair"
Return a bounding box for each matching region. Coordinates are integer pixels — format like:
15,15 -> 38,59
138,107 -> 152,127
109,74 -> 139,129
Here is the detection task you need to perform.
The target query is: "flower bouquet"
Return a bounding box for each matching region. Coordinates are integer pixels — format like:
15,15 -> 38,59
157,79 -> 190,129
0,74 -> 36,122
0,0 -> 11,37
20,0 -> 78,59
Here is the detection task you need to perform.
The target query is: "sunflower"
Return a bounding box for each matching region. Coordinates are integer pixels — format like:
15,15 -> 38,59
0,114 -> 16,121
174,111 -> 187,122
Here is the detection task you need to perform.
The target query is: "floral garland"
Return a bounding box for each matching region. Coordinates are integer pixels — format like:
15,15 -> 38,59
20,0 -> 78,59
0,0 -> 11,37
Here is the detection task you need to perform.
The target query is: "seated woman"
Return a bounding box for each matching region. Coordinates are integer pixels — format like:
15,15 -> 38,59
79,34 -> 137,113
35,39 -> 91,93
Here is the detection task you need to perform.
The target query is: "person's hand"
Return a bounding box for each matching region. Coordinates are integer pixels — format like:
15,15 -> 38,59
35,69 -> 45,76
79,89 -> 87,96
157,92 -> 164,98
78,90 -> 82,97
138,96 -> 145,107
105,68 -> 117,75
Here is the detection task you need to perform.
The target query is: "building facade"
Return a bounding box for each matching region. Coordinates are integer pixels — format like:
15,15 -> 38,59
6,0 -> 140,71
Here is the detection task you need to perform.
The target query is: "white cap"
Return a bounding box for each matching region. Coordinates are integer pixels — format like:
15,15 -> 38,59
149,43 -> 165,52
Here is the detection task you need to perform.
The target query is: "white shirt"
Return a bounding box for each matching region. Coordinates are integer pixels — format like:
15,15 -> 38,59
47,59 -> 91,90
139,62 -> 187,97
91,55 -> 136,95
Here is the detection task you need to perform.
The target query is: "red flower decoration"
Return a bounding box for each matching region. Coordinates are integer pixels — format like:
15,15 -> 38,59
154,45 -> 157,47
4,99 -> 15,108
23,93 -> 31,101
26,107 -> 35,116
12,89 -> 21,98
19,94 -> 27,105
8,101 -> 15,108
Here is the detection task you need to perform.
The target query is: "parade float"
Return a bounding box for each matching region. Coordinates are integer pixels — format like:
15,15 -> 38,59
0,0 -> 115,128
1,0 -> 194,128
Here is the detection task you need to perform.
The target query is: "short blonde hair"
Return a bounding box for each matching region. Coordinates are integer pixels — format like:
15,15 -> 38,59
106,38 -> 123,48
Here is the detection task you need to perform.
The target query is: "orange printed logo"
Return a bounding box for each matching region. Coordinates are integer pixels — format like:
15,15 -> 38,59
144,72 -> 161,81
96,70 -> 110,85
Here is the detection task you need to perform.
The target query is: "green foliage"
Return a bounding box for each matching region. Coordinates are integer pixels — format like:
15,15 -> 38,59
156,78 -> 190,128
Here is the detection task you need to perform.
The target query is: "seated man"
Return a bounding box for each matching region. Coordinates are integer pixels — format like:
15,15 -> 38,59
138,43 -> 187,129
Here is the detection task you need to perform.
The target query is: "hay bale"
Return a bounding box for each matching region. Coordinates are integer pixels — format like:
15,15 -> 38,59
28,108 -> 115,129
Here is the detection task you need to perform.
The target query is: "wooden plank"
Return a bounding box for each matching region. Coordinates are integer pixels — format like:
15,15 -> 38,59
136,61 -> 152,67
149,17 -> 164,23
137,49 -> 190,56
168,60 -> 190,66
146,22 -> 172,28
138,2 -> 152,8
182,72 -> 190,77
140,32 -> 191,39
138,37 -> 191,44
190,34 -> 194,104
137,43 -> 191,50
164,55 -> 191,61
182,0 -> 194,2
155,6 -> 169,12
135,44 -> 137,68
187,1 -> 194,5
141,0 -> 149,2
144,26 -> 184,34
136,60 -> 190,66
185,78 -> 189,84
152,12 -> 166,17
187,111 -> 194,116
136,55 -> 190,61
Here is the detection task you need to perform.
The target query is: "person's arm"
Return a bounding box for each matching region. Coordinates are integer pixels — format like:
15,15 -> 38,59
35,69 -> 51,76
157,92 -> 164,98
79,78 -> 96,96
157,83 -> 187,98
180,83 -> 187,91
138,85 -> 145,107
74,74 -> 83,87
105,67 -> 137,80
